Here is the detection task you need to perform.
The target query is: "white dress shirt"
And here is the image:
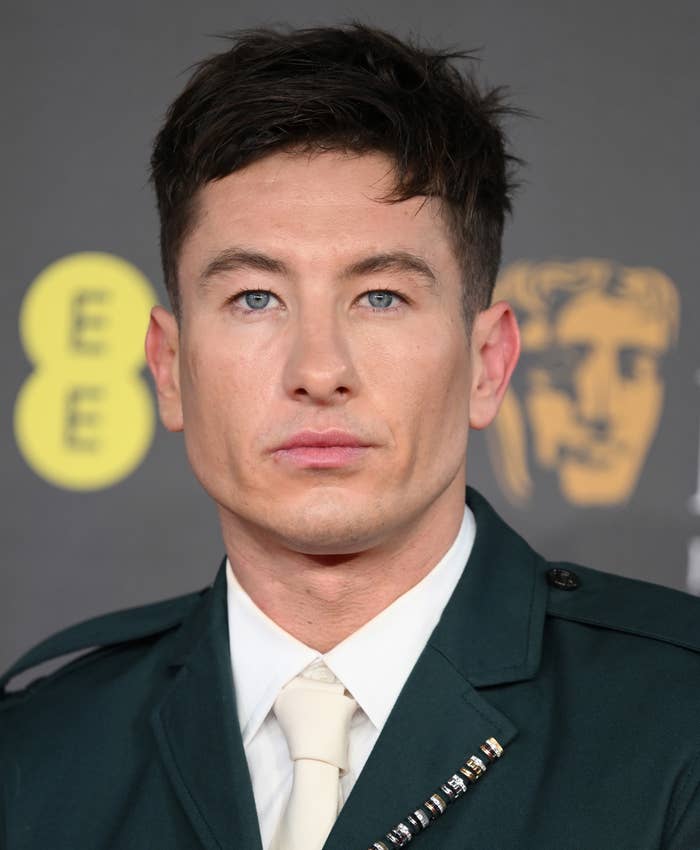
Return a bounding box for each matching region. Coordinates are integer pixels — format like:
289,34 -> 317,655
226,506 -> 476,849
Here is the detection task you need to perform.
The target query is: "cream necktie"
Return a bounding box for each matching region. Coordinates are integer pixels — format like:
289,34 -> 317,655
270,664 -> 357,850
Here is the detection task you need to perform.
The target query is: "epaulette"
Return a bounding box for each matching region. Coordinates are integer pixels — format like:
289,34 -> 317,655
545,561 -> 700,654
0,589 -> 204,697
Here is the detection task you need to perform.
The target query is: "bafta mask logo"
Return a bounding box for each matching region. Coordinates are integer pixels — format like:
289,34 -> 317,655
488,260 -> 679,506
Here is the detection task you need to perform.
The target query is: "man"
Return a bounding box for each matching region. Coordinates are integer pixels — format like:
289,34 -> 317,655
1,24 -> 699,850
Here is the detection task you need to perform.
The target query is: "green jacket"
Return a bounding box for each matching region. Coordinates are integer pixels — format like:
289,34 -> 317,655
2,490 -> 700,849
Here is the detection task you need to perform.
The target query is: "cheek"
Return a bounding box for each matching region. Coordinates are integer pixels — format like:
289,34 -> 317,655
179,337 -> 272,442
526,391 -> 573,445
618,380 -> 663,439
376,330 -> 470,445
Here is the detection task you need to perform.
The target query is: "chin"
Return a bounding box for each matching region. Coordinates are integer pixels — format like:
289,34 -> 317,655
264,489 -> 394,554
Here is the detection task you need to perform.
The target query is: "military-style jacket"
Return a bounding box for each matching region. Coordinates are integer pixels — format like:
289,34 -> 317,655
2,490 -> 700,849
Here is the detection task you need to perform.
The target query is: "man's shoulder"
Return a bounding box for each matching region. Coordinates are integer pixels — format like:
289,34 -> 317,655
0,587 -> 205,711
469,487 -> 700,659
543,558 -> 700,656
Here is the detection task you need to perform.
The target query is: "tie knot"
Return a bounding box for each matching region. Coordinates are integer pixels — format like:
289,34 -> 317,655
274,666 -> 357,772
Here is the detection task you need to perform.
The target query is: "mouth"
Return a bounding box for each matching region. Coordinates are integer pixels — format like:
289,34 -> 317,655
560,440 -> 625,468
273,429 -> 372,469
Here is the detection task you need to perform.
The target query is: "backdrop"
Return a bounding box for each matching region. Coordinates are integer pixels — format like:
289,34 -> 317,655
2,0 -> 698,673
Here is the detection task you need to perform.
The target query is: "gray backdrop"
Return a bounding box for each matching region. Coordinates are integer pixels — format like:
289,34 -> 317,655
2,0 -> 699,673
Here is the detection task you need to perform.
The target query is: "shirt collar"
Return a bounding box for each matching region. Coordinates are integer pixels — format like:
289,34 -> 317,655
226,564 -> 319,745
227,505 -> 475,744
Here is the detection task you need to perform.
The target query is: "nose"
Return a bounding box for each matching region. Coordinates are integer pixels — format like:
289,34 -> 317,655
282,311 -> 358,405
574,349 -> 613,437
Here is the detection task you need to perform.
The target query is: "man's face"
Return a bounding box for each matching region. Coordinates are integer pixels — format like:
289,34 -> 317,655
156,150 -> 480,555
525,291 -> 667,504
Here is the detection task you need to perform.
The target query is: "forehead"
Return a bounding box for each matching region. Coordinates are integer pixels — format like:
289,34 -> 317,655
552,290 -> 670,349
179,150 -> 458,277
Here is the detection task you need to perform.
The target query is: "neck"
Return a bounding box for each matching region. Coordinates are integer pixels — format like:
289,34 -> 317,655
219,484 -> 465,653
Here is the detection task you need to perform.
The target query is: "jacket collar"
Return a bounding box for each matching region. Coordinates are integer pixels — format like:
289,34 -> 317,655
430,487 -> 547,688
150,564 -> 264,850
150,487 -> 548,850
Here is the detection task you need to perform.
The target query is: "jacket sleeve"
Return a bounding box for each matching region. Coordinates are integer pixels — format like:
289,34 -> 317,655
665,752 -> 700,848
0,722 -> 8,848
0,707 -> 20,849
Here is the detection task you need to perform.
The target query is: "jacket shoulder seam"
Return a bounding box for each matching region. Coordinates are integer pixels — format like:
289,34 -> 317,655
546,605 -> 700,654
0,589 -> 205,697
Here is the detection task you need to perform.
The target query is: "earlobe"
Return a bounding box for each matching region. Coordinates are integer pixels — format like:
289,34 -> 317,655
145,306 -> 184,432
469,301 -> 520,430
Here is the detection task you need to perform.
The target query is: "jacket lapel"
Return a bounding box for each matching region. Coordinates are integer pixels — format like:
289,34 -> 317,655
150,565 -> 263,850
324,645 -> 517,850
325,488 -> 548,849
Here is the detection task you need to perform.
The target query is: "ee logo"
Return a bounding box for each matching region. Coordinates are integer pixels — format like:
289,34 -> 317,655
14,252 -> 157,490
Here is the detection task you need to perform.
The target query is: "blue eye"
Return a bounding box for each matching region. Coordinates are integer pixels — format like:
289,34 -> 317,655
366,290 -> 396,309
231,288 -> 402,314
243,291 -> 273,309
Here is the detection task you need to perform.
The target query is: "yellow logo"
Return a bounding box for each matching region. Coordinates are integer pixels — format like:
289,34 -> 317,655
14,252 -> 157,490
488,259 -> 679,506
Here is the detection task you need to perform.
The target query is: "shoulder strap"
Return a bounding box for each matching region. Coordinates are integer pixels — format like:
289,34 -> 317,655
0,590 -> 203,694
546,561 -> 700,654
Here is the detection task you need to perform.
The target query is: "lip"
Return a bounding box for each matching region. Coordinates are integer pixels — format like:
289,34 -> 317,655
273,429 -> 372,469
276,429 -> 367,450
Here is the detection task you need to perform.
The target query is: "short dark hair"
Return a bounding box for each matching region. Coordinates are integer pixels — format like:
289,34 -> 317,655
151,23 -> 519,323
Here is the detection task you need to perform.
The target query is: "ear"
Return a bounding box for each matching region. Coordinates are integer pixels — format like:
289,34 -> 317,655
145,306 -> 184,432
469,301 -> 520,430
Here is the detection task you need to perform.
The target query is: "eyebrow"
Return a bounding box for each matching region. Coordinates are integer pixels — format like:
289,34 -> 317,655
199,247 -> 437,289
340,252 -> 437,288
200,248 -> 289,283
